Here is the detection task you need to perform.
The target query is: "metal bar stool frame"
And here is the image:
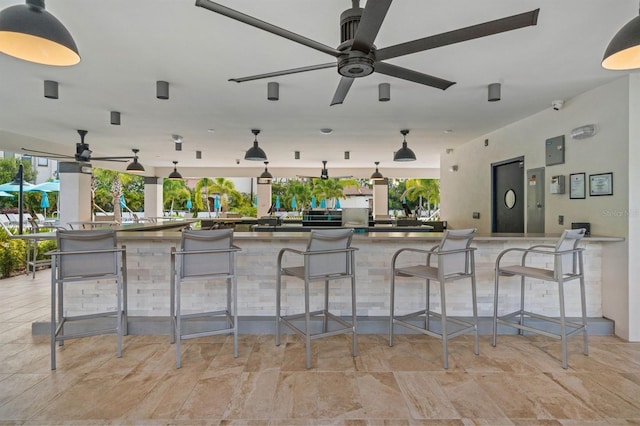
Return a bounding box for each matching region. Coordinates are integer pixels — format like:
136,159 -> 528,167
492,228 -> 588,369
389,228 -> 478,369
49,229 -> 128,370
276,228 -> 358,369
170,228 -> 241,368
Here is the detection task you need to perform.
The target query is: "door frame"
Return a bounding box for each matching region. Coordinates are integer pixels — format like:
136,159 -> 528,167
491,156 -> 524,233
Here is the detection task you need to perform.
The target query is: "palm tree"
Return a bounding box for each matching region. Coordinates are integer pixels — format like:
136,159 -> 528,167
402,178 -> 440,217
311,178 -> 359,208
285,180 -> 312,211
163,179 -> 191,214
194,177 -> 215,212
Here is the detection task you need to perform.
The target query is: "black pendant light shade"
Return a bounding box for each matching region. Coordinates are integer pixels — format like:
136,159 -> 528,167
0,0 -> 80,66
370,161 -> 384,180
393,130 -> 416,162
602,8 -> 640,70
126,149 -> 145,173
168,161 -> 182,179
259,161 -> 273,179
245,129 -> 267,161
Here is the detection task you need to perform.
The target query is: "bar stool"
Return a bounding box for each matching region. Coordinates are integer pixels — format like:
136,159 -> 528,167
170,228 -> 241,368
276,228 -> 357,369
389,228 -> 478,369
493,228 -> 588,369
50,229 -> 128,370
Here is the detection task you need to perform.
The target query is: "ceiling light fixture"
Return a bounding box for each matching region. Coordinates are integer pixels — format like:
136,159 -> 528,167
294,151 -> 300,160
172,134 -> 182,151
259,161 -> 273,180
378,83 -> 390,102
156,80 -> 169,99
393,129 -> 416,162
44,79 -> 58,99
267,81 -> 279,101
488,82 -> 501,102
0,0 -> 80,66
370,161 -> 384,180
344,151 -> 350,160
320,128 -> 333,134
602,5 -> 640,70
126,149 -> 145,173
168,161 -> 182,180
196,150 -> 202,159
110,111 -> 121,126
245,129 -> 267,161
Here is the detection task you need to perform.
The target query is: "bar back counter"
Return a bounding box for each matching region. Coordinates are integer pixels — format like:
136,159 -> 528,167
49,229 -> 619,336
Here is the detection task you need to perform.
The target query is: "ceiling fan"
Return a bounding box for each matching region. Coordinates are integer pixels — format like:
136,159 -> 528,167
298,160 -> 352,180
195,0 -> 539,105
22,130 -> 135,163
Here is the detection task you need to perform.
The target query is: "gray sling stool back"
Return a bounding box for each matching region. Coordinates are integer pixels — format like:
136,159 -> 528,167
276,228 -> 358,369
50,229 -> 127,370
493,228 -> 588,369
389,228 -> 478,369
170,228 -> 241,368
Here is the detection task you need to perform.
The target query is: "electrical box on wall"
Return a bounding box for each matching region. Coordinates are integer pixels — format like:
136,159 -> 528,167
550,175 -> 565,194
545,135 -> 565,166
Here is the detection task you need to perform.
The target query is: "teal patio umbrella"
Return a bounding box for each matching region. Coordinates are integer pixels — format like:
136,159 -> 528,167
291,196 -> 297,210
320,199 -> 326,209
214,195 -> 221,211
186,199 -> 192,211
27,179 -> 59,192
0,191 -> 14,198
40,192 -> 50,217
0,181 -> 34,192
275,196 -> 281,210
335,198 -> 341,209
311,195 -> 316,208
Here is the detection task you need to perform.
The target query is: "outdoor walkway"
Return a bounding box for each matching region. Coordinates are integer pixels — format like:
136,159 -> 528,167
0,271 -> 639,424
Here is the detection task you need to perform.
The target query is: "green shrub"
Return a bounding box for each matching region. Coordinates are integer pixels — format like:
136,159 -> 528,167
0,239 -> 26,278
37,240 -> 57,261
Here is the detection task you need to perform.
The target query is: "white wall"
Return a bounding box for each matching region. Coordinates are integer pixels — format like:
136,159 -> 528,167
440,76 -> 636,340
441,77 -> 630,236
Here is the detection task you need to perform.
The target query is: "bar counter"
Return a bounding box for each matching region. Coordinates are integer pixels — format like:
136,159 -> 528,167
110,230 -> 623,328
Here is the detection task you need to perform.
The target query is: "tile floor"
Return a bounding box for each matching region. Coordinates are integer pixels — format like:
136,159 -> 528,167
0,272 -> 639,425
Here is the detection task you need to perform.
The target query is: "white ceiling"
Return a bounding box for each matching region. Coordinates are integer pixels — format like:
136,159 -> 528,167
0,0 -> 638,178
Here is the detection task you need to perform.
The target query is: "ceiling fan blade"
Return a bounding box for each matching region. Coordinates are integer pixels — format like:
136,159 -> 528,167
375,9 -> 540,61
21,147 -> 73,159
374,62 -> 455,90
195,0 -> 342,57
351,0 -> 392,54
230,63 -> 336,83
330,77 -> 355,106
90,156 -> 131,162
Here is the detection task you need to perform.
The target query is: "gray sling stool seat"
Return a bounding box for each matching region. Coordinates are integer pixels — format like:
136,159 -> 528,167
276,228 -> 358,369
492,228 -> 588,369
50,229 -> 127,370
170,228 -> 240,368
389,228 -> 478,369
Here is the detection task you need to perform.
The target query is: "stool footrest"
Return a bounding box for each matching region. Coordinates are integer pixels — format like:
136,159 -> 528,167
280,310 -> 355,341
497,310 -> 586,339
393,310 -> 476,340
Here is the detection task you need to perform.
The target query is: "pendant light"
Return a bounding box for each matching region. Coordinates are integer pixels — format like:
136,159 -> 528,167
259,161 -> 273,183
370,161 -> 384,180
126,149 -> 145,173
245,129 -> 267,161
602,5 -> 640,70
0,0 -> 80,66
393,129 -> 416,162
168,161 -> 182,179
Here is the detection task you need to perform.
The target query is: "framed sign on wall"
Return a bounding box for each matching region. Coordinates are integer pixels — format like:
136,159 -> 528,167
589,172 -> 613,196
569,173 -> 585,199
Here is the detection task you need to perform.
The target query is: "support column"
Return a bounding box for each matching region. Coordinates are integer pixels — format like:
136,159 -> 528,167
372,178 -> 389,219
256,181 -> 272,218
144,177 -> 164,219
58,162 -> 92,227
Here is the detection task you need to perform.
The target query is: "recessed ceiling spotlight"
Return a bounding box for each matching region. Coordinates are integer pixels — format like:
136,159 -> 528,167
207,128 -> 216,133
320,128 -> 333,134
